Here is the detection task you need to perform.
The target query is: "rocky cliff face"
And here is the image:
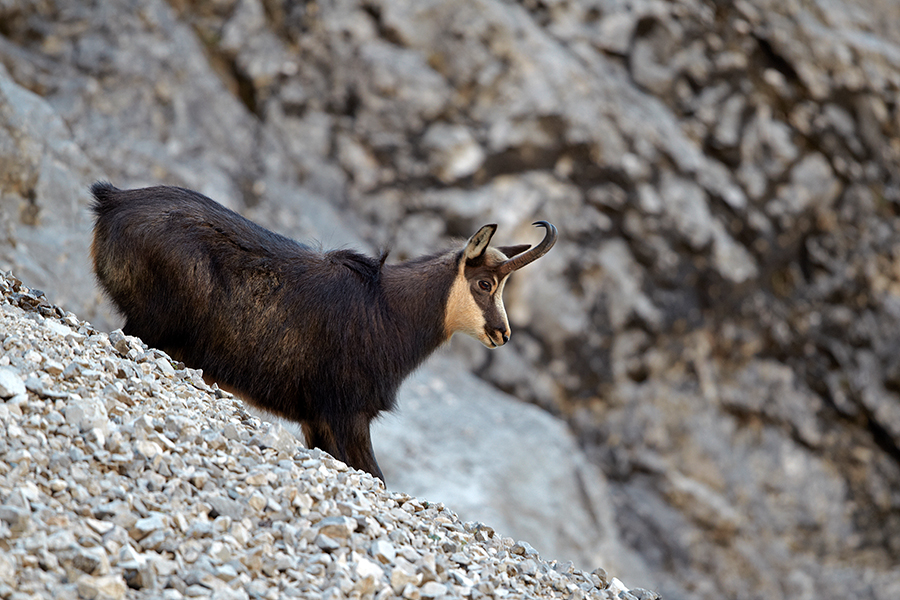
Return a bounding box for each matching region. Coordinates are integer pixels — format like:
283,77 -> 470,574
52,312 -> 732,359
2,1 -> 900,599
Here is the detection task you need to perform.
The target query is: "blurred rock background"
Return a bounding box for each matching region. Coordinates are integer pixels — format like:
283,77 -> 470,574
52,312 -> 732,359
2,0 -> 900,598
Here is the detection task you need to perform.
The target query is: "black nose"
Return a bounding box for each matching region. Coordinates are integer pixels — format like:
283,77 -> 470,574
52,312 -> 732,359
502,332 -> 510,344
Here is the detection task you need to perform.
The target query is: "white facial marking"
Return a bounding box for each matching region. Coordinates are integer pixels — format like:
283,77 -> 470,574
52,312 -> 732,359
444,261 -> 489,345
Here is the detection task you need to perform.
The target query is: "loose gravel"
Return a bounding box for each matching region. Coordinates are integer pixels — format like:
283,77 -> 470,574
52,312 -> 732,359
0,271 -> 658,600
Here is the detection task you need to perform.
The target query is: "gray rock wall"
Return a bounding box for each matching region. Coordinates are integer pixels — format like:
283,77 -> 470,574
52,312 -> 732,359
2,0 -> 900,598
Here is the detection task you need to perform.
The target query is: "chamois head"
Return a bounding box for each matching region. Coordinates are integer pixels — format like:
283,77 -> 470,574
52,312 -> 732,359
445,221 -> 557,348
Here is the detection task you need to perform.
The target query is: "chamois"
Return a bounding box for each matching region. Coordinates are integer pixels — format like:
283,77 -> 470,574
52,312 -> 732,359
89,182 -> 557,481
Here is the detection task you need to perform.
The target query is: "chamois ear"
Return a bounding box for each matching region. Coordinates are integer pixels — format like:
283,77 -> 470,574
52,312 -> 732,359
463,224 -> 497,261
495,244 -> 531,259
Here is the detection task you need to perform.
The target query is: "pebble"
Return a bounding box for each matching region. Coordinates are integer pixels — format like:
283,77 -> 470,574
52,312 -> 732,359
315,534 -> 341,552
0,271 -> 651,599
0,366 -> 25,398
76,574 -> 127,600
371,539 -> 396,563
421,581 -> 448,597
44,358 -> 65,375
355,556 -> 384,579
316,515 -> 357,538
131,515 -> 167,540
513,539 -> 540,557
65,396 -> 108,432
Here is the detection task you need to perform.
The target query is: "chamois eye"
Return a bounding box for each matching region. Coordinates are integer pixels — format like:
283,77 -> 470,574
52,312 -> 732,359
478,280 -> 492,292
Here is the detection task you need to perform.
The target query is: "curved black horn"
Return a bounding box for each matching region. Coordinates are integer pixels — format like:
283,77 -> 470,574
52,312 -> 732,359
498,221 -> 558,275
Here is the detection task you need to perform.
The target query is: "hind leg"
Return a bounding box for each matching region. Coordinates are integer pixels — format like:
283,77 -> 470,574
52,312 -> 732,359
301,421 -> 340,459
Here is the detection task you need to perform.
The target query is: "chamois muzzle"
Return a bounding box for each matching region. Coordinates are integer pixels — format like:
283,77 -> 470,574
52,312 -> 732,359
497,221 -> 558,276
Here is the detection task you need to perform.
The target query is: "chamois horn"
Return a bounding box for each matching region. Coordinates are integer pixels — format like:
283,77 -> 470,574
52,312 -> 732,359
498,221 -> 558,276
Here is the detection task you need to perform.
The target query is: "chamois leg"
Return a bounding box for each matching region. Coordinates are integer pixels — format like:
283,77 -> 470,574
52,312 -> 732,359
303,417 -> 384,482
301,421 -> 340,460
341,415 -> 384,483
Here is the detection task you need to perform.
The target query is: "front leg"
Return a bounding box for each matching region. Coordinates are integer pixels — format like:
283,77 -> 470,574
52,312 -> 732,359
342,414 -> 384,483
303,416 -> 385,482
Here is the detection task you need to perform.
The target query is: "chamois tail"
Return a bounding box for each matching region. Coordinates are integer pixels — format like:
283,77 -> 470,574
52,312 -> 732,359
89,181 -> 124,219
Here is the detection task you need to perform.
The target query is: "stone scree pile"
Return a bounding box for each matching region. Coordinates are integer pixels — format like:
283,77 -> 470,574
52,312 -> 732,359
0,270 -> 657,600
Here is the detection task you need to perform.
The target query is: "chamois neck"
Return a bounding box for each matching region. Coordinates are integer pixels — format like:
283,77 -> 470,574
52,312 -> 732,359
381,252 -> 458,364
